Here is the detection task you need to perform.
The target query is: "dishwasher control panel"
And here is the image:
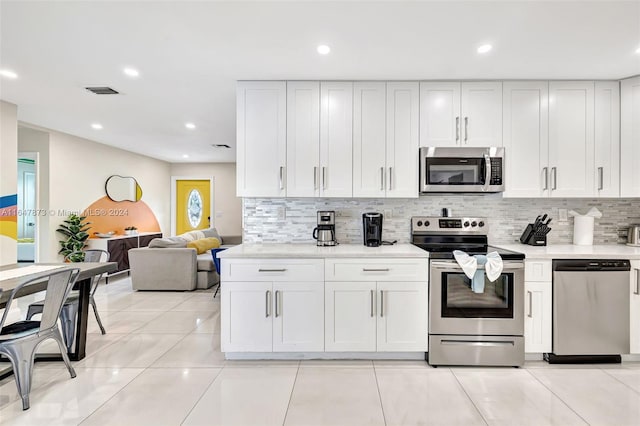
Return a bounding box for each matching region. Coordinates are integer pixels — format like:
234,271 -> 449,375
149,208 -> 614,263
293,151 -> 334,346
553,259 -> 631,272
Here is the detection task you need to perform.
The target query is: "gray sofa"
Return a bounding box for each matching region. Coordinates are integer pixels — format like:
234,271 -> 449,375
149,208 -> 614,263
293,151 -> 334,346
129,247 -> 217,291
128,229 -> 241,291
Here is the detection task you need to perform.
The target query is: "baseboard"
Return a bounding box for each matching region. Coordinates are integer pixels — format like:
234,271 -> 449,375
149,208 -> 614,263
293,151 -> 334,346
224,352 -> 425,360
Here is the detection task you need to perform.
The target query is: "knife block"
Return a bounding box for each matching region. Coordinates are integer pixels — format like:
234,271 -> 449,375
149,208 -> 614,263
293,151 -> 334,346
519,223 -> 547,246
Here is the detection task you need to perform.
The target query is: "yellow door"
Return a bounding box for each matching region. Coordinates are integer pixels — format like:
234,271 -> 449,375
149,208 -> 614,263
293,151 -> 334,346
176,180 -> 211,235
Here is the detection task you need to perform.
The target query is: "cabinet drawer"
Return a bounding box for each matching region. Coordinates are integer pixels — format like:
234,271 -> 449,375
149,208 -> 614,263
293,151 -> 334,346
221,259 -> 324,282
525,260 -> 552,282
325,258 -> 428,282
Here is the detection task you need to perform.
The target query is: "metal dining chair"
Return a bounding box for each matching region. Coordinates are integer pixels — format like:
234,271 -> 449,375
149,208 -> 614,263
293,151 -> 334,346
26,249 -> 109,352
0,268 -> 80,410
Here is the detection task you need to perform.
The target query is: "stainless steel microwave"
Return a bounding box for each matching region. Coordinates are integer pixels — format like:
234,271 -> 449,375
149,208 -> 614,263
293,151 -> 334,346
420,147 -> 505,193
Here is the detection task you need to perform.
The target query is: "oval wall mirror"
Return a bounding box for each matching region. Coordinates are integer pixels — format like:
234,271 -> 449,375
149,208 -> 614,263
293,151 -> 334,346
105,175 -> 143,202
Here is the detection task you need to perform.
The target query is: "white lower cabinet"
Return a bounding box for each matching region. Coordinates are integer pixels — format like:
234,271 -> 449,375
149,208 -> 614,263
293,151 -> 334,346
273,282 -> 324,352
524,281 -> 552,353
631,261 -> 640,354
524,260 -> 552,353
324,281 -> 428,352
222,282 -> 273,352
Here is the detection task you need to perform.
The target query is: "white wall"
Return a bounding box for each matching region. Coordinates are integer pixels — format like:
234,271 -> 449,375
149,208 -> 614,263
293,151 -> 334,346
19,123 -> 172,261
170,163 -> 241,236
0,101 -> 18,265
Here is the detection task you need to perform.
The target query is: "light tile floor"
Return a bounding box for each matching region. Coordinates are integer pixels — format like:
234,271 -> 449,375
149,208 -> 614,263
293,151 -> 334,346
0,276 -> 639,425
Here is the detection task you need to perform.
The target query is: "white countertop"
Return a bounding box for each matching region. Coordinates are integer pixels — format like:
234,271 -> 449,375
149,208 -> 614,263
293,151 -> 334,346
217,243 -> 429,259
495,244 -> 640,260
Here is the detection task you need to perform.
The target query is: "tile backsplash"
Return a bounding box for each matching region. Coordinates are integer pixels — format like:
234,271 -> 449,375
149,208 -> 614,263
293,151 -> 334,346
242,195 -> 640,245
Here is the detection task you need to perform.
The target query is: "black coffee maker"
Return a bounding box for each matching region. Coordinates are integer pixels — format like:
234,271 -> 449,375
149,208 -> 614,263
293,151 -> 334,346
363,212 -> 383,247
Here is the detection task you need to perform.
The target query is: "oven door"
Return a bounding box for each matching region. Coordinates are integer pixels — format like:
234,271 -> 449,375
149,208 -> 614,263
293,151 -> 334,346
429,260 -> 524,336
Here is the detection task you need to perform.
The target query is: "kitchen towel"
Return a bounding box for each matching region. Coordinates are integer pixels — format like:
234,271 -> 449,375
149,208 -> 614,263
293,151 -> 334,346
453,250 -> 504,293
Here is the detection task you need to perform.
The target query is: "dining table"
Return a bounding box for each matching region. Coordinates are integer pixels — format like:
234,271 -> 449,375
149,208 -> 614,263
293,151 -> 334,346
0,262 -> 117,379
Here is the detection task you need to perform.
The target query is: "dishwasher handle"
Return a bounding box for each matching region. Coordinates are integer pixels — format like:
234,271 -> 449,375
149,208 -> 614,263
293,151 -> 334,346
553,259 -> 630,272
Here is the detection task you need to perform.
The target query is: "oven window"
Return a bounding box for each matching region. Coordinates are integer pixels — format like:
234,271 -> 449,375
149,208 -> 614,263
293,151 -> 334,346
441,272 -> 514,318
426,158 -> 486,185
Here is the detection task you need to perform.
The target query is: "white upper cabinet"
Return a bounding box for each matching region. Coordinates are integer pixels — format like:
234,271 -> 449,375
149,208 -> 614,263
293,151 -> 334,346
621,76 -> 640,197
286,81 -> 320,197
461,82 -> 503,147
420,82 -> 502,147
503,82 -> 549,198
320,82 -> 353,197
594,81 -> 620,197
353,82 -> 387,198
353,82 -> 419,198
236,81 -> 287,197
420,82 -> 461,147
548,81 -> 595,198
386,82 -> 419,198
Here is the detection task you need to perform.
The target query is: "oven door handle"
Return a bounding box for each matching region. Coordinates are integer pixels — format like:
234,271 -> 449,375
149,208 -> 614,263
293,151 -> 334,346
430,261 -> 524,271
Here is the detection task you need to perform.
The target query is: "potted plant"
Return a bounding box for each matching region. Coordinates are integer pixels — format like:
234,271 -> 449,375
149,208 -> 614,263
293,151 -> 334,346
57,214 -> 91,262
124,226 -> 138,236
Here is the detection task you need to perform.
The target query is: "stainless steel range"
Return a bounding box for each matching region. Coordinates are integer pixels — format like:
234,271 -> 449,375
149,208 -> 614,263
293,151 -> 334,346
411,217 -> 525,367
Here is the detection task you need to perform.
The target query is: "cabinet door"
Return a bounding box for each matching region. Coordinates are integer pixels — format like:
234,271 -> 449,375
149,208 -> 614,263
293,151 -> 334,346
320,82 -> 353,197
386,82 -> 419,198
548,81 -> 595,197
236,81 -> 286,197
594,82 -> 620,197
376,282 -> 428,351
461,82 -> 503,147
221,282 -> 273,352
325,282 -> 376,351
502,82 -> 549,198
273,282 -> 324,352
419,82 -> 461,147
621,76 -> 640,197
631,261 -> 640,354
524,281 -> 552,353
353,82 -> 386,198
286,81 -> 320,197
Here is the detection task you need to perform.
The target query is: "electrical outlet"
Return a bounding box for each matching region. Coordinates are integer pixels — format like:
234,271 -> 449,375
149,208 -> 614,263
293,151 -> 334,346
215,211 -> 223,218
558,208 -> 568,222
277,206 -> 286,220
384,209 -> 393,219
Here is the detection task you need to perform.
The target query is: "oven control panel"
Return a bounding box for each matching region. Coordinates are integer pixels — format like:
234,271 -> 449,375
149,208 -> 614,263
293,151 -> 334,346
411,217 -> 488,234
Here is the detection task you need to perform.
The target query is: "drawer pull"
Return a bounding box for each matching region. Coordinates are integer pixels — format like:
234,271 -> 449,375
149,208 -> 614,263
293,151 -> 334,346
258,268 -> 287,272
362,268 -> 390,272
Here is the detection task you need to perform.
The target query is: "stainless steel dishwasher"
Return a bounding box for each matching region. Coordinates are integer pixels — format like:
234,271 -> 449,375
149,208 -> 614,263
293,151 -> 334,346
545,259 -> 630,364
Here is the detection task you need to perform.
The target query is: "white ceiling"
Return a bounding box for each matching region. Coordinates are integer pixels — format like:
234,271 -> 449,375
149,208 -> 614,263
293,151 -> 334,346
1,0 -> 639,163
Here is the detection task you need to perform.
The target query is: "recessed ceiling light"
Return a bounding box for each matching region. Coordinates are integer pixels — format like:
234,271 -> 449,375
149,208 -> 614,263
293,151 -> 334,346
182,154 -> 189,159
317,44 -> 331,55
123,67 -> 140,77
477,44 -> 493,54
185,122 -> 196,130
636,46 -> 640,54
91,123 -> 103,130
0,69 -> 18,79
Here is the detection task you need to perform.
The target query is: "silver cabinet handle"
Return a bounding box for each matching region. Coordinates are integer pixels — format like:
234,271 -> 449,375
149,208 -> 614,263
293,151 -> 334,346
551,167 -> 557,190
388,167 -> 392,191
542,167 -> 549,191
363,268 -> 390,272
279,166 -> 285,190
527,290 -> 533,318
313,166 -> 318,190
380,290 -> 384,318
322,166 -> 326,190
380,167 -> 384,190
265,290 -> 270,318
258,268 -> 287,272
464,117 -> 468,143
635,269 -> 640,295
455,116 -> 460,142
442,339 -> 515,347
598,167 -> 604,191
370,290 -> 375,317
275,290 -> 280,317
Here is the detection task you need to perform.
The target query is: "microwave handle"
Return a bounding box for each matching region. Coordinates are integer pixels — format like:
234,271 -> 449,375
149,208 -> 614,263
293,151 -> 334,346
482,154 -> 491,191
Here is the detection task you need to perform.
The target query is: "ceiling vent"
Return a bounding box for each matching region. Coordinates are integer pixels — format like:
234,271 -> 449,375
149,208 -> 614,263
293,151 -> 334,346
85,86 -> 119,95
211,144 -> 231,148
